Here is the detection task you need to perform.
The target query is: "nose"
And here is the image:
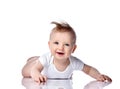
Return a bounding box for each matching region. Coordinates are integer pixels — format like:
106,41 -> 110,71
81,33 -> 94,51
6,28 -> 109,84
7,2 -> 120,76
58,44 -> 64,51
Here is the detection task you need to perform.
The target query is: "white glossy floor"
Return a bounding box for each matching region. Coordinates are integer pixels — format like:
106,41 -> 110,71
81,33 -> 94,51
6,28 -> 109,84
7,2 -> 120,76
21,78 -> 111,89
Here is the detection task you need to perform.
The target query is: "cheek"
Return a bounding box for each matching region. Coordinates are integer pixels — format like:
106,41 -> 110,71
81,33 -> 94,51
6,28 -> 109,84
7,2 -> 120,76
66,48 -> 73,53
50,45 -> 56,51
49,43 -> 54,49
68,47 -> 76,53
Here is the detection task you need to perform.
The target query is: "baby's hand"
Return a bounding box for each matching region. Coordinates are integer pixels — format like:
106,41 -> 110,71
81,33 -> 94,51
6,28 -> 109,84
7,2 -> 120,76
31,69 -> 47,84
97,74 -> 112,83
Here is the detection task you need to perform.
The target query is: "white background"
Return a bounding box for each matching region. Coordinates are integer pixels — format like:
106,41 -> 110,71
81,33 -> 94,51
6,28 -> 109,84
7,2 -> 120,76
0,0 -> 120,89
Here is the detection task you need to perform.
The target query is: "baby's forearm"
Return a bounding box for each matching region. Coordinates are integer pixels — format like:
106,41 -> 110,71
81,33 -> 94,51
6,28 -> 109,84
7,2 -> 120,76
83,64 -> 101,80
88,67 -> 101,80
83,64 -> 112,82
89,67 -> 112,82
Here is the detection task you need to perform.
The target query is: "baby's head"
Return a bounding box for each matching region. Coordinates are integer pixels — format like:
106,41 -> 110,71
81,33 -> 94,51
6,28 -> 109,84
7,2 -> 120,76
48,21 -> 77,58
49,21 -> 76,44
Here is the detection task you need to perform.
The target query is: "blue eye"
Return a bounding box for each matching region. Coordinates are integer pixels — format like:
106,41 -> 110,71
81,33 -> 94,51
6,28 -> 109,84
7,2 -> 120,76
54,42 -> 59,45
65,44 -> 70,46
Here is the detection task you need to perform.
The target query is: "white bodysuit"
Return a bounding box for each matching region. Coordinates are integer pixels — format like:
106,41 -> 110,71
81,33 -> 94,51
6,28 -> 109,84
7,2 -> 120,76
39,52 -> 84,79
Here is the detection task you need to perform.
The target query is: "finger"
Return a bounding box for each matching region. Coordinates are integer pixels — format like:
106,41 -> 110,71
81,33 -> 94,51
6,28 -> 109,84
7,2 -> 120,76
103,75 -> 112,82
32,76 -> 41,84
43,76 -> 47,82
34,78 -> 40,84
39,75 -> 47,82
38,77 -> 46,85
39,77 -> 43,82
97,75 -> 105,82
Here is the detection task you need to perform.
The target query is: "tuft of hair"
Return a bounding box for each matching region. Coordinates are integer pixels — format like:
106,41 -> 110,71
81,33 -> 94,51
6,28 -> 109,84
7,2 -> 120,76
51,21 -> 72,30
50,21 -> 76,44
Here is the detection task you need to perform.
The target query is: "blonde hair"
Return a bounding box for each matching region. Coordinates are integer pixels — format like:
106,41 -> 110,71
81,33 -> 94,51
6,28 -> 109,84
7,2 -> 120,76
50,21 -> 76,44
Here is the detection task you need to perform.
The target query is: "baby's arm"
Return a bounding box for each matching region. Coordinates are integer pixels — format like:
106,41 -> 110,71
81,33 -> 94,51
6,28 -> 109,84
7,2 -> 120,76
22,56 -> 47,83
82,64 -> 112,82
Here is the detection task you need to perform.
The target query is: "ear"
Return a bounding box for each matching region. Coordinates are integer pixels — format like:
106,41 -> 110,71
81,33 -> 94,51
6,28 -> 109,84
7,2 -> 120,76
48,41 -> 50,48
72,44 -> 77,53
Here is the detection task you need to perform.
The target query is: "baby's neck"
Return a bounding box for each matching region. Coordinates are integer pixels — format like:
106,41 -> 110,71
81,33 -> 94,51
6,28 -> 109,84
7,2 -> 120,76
53,58 -> 70,71
53,58 -> 69,64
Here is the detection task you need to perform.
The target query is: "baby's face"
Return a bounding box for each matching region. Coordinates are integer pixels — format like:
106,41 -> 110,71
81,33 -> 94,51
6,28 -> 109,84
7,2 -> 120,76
48,32 -> 76,60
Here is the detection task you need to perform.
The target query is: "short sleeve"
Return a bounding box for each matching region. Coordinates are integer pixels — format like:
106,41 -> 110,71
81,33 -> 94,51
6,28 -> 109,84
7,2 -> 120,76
38,52 -> 52,67
70,56 -> 84,70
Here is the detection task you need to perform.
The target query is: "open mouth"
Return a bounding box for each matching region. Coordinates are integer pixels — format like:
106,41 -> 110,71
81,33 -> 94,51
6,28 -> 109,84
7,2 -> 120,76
56,52 -> 64,55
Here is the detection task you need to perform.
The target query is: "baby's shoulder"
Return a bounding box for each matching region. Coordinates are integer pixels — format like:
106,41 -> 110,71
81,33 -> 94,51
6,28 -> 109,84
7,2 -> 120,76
39,52 -> 53,63
70,55 -> 80,61
70,55 -> 84,64
40,52 -> 52,59
27,56 -> 40,62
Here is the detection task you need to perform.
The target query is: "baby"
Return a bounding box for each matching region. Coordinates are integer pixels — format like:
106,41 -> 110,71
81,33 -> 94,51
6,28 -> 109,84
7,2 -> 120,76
22,21 -> 112,84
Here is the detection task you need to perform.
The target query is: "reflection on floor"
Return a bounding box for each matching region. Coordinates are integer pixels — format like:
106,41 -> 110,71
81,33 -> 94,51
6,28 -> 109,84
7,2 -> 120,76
22,78 -> 111,89
84,80 -> 110,89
